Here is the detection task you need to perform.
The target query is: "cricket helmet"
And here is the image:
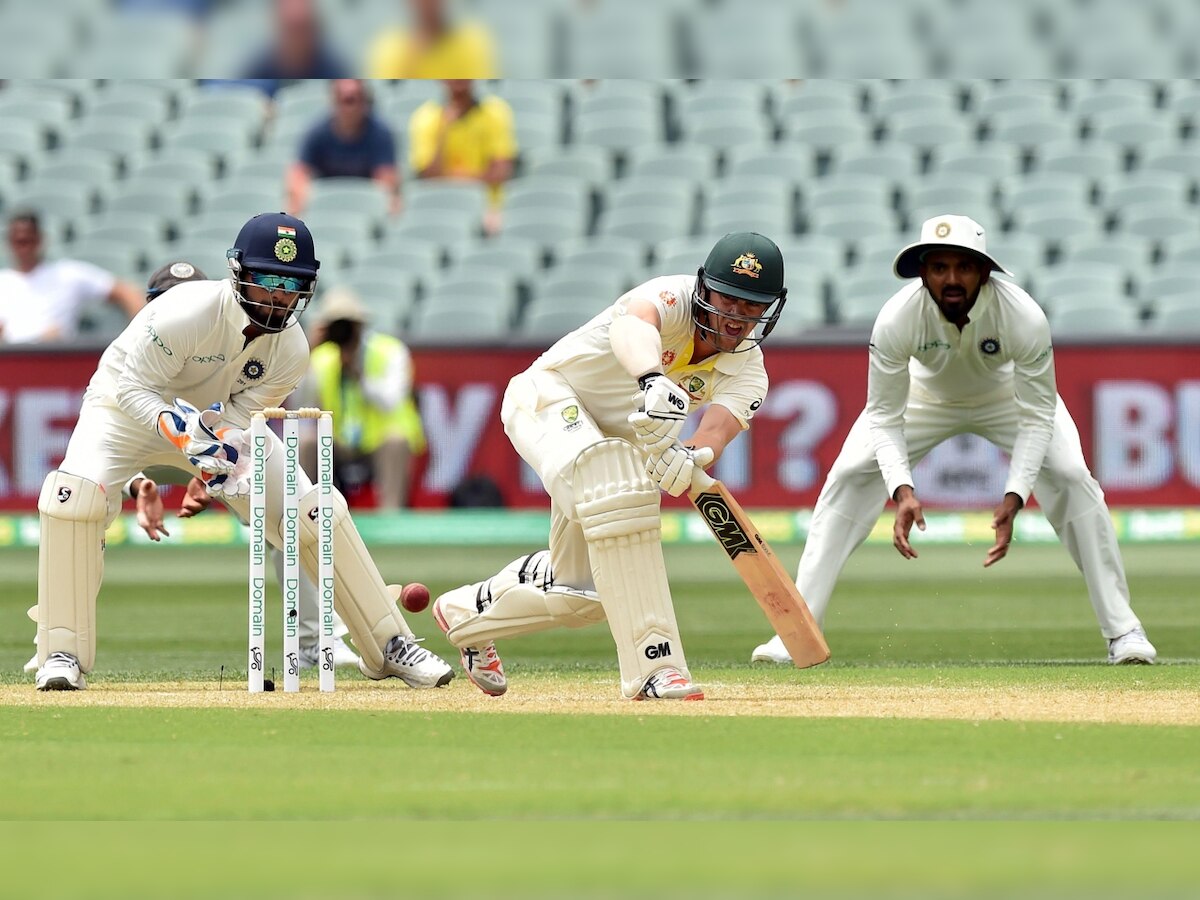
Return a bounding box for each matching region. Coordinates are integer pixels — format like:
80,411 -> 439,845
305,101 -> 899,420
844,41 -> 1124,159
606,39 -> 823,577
693,231 -> 787,351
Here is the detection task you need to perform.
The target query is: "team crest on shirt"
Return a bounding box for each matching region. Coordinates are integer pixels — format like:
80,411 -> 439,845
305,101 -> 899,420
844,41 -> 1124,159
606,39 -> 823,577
659,290 -> 677,307
561,404 -> 582,432
731,253 -> 762,279
242,358 -> 266,381
979,337 -> 1001,355
685,375 -> 706,397
661,350 -> 676,367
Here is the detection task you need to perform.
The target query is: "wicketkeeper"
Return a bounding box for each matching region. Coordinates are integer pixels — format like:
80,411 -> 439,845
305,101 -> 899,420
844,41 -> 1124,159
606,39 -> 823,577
34,212 -> 453,690
432,232 -> 788,700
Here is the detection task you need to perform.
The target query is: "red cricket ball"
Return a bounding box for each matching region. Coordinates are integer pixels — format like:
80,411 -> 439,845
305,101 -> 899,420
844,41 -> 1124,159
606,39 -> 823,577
400,582 -> 431,613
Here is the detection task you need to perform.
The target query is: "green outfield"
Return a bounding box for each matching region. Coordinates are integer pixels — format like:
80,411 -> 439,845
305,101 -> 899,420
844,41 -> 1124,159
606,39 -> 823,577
1,538 -> 1197,897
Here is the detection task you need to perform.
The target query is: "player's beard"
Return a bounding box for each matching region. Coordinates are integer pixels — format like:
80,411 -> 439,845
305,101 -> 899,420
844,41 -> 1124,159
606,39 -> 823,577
932,281 -> 982,323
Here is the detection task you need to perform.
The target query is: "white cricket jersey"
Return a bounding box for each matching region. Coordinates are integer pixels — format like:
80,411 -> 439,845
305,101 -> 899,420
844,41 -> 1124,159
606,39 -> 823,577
0,260 -> 116,343
530,274 -> 768,437
85,279 -> 310,431
867,277 -> 1056,501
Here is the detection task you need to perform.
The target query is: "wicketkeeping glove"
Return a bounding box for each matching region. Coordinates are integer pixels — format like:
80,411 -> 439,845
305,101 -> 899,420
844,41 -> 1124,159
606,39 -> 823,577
157,398 -> 240,476
646,444 -> 715,497
630,373 -> 690,454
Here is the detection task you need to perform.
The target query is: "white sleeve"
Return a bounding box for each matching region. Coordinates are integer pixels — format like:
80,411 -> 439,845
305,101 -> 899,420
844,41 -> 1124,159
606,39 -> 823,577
1004,314 -> 1057,502
64,260 -> 117,303
711,353 -> 768,430
114,311 -> 197,432
865,318 -> 914,499
360,340 -> 409,413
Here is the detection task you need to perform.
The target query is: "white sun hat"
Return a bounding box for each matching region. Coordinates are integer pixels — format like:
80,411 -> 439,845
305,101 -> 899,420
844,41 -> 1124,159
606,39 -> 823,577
892,214 -> 1013,279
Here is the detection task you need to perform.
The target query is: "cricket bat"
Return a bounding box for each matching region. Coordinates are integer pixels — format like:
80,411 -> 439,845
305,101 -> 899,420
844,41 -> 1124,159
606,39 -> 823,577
688,469 -> 830,668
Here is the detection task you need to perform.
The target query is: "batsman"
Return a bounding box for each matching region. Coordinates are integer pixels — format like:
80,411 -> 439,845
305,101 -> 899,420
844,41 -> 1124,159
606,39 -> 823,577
33,212 -> 453,691
433,232 -> 788,700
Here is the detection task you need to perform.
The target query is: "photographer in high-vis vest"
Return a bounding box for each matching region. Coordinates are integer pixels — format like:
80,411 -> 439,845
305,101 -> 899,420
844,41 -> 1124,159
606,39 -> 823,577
301,286 -> 425,509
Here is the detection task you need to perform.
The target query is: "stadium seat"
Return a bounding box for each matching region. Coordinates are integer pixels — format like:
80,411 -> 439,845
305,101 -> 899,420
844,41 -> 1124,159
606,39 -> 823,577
1050,303 -> 1142,336
883,110 -> 976,151
831,142 -> 920,180
553,235 -> 646,279
1062,236 -> 1155,273
521,144 -> 612,186
832,273 -> 905,325
1118,204 -> 1199,241
307,178 -> 392,222
998,172 -> 1092,216
626,144 -> 718,182
1033,140 -> 1125,183
928,141 -> 1021,180
806,175 -> 894,216
1150,304 -> 1200,333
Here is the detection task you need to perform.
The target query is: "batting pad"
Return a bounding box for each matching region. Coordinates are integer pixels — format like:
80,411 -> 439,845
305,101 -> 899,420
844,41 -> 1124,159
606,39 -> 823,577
573,439 -> 689,698
445,578 -> 603,647
295,486 -> 407,674
38,471 -> 107,672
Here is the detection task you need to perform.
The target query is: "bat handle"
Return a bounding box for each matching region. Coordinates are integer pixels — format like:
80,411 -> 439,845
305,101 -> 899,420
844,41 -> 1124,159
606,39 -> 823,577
689,465 -> 717,495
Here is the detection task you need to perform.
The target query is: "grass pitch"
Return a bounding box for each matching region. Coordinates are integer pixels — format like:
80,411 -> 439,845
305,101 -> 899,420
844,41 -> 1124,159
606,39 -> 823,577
1,538 -> 1197,897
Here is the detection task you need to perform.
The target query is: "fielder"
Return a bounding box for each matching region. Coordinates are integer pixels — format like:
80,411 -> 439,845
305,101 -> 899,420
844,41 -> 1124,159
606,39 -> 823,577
23,260 -> 358,674
753,215 -> 1156,666
433,232 -> 788,700
34,212 -> 453,690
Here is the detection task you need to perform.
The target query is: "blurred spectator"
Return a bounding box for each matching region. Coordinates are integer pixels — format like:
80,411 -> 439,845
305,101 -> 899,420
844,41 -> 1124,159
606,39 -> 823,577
408,79 -> 516,235
300,286 -> 425,510
0,211 -> 144,344
286,79 -> 401,216
241,0 -> 351,91
367,0 -> 497,79
115,0 -> 213,18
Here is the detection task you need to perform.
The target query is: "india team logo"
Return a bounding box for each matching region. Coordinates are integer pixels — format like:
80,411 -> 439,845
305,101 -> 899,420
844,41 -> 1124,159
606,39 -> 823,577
242,358 -> 265,380
274,238 -> 297,262
979,337 -> 1001,355
935,221 -> 952,238
731,253 -> 762,278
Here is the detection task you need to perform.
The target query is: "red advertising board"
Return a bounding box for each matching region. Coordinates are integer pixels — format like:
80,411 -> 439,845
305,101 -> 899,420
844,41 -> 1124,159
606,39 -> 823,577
0,343 -> 1197,510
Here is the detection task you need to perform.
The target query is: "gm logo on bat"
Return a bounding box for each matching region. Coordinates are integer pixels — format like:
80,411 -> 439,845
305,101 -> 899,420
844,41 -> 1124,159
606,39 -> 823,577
694,492 -> 756,559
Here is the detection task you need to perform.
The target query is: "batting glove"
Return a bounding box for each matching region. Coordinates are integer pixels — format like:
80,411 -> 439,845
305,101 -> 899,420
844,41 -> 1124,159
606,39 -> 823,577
630,373 -> 689,454
157,398 -> 240,476
646,444 -> 715,497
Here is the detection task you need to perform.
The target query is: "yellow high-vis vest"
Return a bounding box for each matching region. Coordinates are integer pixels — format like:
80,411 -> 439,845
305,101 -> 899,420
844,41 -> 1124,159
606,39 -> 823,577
310,334 -> 426,455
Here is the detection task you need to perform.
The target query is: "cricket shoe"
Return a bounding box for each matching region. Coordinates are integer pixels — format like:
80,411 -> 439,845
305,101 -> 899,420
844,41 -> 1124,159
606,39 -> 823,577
635,666 -> 704,701
358,635 -> 454,688
1108,626 -> 1157,665
297,637 -> 359,669
750,634 -> 792,664
35,652 -> 87,691
432,596 -> 506,696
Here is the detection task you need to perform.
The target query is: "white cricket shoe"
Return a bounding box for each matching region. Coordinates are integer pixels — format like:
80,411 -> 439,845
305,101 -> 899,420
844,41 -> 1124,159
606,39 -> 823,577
23,634 -> 38,672
750,634 -> 792,664
635,666 -> 704,701
358,635 -> 454,689
432,596 -> 506,696
35,652 -> 87,691
1108,626 -> 1157,665
298,637 -> 359,669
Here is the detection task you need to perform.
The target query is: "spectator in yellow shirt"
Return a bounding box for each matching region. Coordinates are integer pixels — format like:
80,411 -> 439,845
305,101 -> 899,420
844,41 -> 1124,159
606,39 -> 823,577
408,79 -> 517,235
366,0 -> 497,79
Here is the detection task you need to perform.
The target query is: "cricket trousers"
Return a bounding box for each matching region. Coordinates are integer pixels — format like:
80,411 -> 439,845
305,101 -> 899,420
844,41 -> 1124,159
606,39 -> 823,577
798,392 -> 1142,639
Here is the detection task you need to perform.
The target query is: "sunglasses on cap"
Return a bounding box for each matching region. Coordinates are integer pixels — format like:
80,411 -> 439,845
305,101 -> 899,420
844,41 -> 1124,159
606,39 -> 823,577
249,272 -> 310,292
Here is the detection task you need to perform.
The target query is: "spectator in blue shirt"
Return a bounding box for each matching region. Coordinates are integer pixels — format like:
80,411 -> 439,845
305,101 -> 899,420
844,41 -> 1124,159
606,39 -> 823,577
241,0 -> 351,96
286,79 -> 401,216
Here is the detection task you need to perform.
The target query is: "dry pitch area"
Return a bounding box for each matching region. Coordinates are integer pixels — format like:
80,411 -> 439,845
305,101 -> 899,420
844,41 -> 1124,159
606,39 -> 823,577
3,672 -> 1196,725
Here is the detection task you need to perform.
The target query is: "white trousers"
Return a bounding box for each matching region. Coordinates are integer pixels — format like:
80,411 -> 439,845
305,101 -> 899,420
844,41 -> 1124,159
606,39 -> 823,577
500,370 -> 608,592
56,401 -> 346,645
798,393 -> 1141,639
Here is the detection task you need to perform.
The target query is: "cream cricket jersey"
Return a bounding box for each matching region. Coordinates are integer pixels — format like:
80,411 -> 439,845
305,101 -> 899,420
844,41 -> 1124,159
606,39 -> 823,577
531,274 -> 769,438
867,277 -> 1057,502
85,279 -> 310,432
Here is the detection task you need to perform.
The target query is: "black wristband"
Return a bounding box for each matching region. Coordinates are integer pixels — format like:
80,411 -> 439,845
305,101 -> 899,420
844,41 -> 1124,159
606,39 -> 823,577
637,372 -> 664,391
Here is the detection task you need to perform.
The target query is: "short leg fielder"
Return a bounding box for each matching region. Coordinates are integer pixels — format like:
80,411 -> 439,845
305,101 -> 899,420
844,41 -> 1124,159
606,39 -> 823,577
754,394 -> 1150,662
